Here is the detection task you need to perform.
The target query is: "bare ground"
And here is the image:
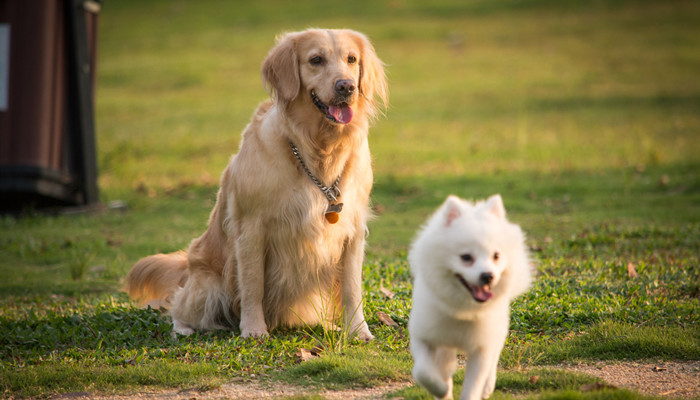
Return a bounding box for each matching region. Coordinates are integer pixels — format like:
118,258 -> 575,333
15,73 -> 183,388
559,360 -> 700,399
51,361 -> 699,400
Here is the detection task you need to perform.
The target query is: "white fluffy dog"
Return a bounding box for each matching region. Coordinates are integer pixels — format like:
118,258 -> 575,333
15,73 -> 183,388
408,194 -> 533,400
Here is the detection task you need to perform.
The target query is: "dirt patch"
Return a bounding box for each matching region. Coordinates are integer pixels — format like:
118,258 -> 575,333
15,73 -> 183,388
50,361 -> 699,399
559,360 -> 700,399
52,381 -> 412,400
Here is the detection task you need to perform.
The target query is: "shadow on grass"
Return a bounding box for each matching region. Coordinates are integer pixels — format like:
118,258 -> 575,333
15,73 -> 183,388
392,368 -> 659,400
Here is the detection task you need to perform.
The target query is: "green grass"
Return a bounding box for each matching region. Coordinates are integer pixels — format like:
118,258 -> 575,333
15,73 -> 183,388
2,0 -> 699,398
391,368 -> 627,400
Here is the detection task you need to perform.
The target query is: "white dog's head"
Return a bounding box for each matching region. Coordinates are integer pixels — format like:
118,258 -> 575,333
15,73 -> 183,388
410,194 -> 532,308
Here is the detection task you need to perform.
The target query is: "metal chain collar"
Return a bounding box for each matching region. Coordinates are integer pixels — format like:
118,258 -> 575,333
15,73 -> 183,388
288,140 -> 341,203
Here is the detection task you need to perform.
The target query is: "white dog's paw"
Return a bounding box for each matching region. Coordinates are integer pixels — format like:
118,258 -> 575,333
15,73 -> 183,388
481,373 -> 496,399
172,319 -> 195,337
413,366 -> 449,399
480,379 -> 496,399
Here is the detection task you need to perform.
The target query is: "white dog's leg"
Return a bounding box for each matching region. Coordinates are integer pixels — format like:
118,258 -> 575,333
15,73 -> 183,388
481,332 -> 507,398
481,352 -> 500,399
235,222 -> 269,338
479,314 -> 509,399
340,235 -> 373,341
435,347 -> 457,400
459,348 -> 493,400
411,340 -> 450,399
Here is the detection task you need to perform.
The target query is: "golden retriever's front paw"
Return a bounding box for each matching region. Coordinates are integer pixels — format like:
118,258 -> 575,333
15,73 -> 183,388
348,319 -> 373,341
358,329 -> 375,342
354,322 -> 374,342
240,328 -> 269,338
240,320 -> 269,338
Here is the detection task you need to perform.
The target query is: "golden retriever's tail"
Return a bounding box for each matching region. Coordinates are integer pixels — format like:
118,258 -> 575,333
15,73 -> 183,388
124,251 -> 189,309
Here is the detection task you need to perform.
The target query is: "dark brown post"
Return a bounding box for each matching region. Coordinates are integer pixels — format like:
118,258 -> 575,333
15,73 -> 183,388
0,0 -> 100,212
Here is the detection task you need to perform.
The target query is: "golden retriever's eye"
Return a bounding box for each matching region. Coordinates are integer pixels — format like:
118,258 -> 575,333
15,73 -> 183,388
309,56 -> 324,66
347,55 -> 357,64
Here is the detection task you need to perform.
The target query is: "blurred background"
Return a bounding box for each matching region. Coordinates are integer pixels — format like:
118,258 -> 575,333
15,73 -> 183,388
94,0 -> 699,250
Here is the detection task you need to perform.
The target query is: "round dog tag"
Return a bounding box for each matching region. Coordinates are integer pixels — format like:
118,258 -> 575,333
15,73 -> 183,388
325,202 -> 343,224
325,212 -> 340,224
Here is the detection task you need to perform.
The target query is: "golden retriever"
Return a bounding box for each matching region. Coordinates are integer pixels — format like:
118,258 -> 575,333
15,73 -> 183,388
125,29 -> 388,340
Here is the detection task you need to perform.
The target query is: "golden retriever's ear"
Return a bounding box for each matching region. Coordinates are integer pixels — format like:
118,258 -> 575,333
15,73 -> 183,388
262,33 -> 300,104
348,30 -> 389,119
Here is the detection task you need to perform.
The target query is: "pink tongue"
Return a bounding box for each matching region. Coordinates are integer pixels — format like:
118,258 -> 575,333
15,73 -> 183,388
470,285 -> 493,303
328,105 -> 353,124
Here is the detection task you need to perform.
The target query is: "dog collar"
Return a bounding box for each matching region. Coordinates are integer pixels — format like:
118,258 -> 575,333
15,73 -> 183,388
288,140 -> 344,224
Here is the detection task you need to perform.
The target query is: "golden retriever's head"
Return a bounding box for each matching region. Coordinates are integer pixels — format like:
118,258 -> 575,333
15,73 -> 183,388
262,29 -> 388,125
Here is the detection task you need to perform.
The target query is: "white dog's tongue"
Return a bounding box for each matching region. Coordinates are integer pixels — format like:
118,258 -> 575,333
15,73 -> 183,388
328,105 -> 353,124
470,285 -> 493,303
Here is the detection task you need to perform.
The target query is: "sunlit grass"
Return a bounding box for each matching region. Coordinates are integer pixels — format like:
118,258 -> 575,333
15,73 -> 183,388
1,0 -> 699,398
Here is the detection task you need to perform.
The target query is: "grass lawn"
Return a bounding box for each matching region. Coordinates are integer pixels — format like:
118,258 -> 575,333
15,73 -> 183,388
1,0 -> 699,399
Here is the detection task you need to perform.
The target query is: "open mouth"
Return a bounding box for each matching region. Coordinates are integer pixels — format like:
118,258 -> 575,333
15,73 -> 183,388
311,90 -> 353,124
455,274 -> 493,303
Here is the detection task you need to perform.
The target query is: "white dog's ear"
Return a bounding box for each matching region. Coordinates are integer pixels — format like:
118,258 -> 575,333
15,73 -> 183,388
346,30 -> 388,119
442,195 -> 463,227
262,32 -> 300,104
485,194 -> 506,219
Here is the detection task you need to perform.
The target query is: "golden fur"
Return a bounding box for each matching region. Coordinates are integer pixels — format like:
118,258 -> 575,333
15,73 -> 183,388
125,29 -> 388,339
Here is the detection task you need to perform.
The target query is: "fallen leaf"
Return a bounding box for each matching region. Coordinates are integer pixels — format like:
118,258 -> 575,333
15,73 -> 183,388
627,262 -> 639,278
529,375 -> 539,384
380,282 -> 395,300
377,311 -> 399,327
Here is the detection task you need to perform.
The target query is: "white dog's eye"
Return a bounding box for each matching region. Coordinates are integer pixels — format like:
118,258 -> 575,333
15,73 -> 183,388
460,254 -> 474,264
310,56 -> 324,66
347,55 -> 357,64
493,252 -> 500,261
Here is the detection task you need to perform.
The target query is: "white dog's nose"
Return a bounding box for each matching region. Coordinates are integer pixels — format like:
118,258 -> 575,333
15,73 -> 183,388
480,272 -> 494,285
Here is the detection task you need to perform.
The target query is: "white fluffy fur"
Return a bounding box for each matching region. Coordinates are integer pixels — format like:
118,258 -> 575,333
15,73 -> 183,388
408,194 -> 532,400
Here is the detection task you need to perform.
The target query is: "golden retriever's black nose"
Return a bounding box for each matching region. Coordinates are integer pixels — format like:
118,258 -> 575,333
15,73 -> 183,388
480,272 -> 494,285
335,79 -> 356,96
